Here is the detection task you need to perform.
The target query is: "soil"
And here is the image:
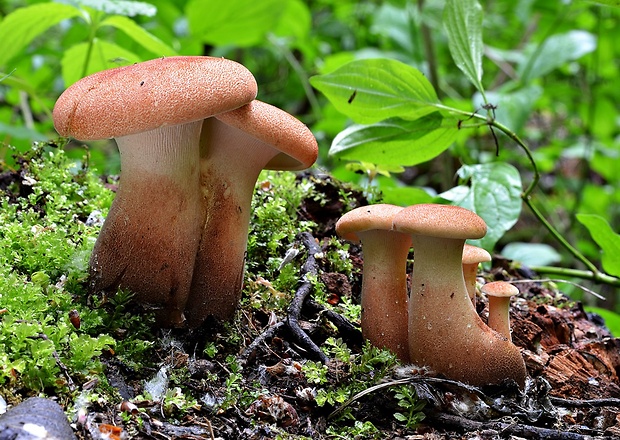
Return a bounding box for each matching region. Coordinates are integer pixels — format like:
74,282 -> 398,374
3,161 -> 620,439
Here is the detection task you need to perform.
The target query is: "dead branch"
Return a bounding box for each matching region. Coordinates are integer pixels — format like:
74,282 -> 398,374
549,396 -> 620,408
428,412 -> 596,440
237,322 -> 285,366
285,232 -> 328,363
303,298 -> 363,348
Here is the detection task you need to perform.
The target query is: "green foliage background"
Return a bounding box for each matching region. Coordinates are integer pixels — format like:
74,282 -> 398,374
0,1 -> 619,318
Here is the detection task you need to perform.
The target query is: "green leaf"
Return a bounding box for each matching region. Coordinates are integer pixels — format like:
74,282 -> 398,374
274,0 -> 311,41
61,40 -> 141,87
501,242 -> 562,267
186,0 -> 284,47
73,0 -> 157,17
310,58 -> 441,124
0,3 -> 81,67
576,214 -> 620,277
100,15 -> 176,56
329,113 -> 458,166
440,163 -> 522,250
518,31 -> 596,83
443,0 -> 485,96
380,186 -> 435,207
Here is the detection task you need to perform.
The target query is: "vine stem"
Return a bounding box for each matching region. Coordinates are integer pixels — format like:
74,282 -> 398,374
439,104 -> 619,287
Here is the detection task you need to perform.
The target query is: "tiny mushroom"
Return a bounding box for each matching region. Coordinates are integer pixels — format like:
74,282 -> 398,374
462,244 -> 492,306
53,56 -> 258,327
336,204 -> 411,361
393,204 -> 526,387
184,99 -> 318,327
481,281 -> 520,341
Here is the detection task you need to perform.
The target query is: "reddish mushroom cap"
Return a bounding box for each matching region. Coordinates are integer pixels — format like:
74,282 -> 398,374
462,244 -> 492,265
481,281 -> 519,298
214,100 -> 318,171
53,56 -> 258,140
393,204 -> 487,240
335,204 -> 404,242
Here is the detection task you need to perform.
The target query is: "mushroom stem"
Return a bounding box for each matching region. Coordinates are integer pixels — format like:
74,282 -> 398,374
488,295 -> 512,340
356,230 -> 411,361
89,122 -> 204,326
408,235 -> 525,386
462,244 -> 492,306
482,281 -> 520,341
185,118 -> 280,326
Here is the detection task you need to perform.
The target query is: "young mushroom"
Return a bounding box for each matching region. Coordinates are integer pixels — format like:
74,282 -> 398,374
481,281 -> 519,341
184,100 -> 318,327
52,56 -> 258,327
393,204 -> 526,387
462,244 -> 492,306
336,204 -> 411,361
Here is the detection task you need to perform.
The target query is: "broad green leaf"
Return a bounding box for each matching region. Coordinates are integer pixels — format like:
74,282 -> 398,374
61,40 -> 141,87
274,0 -> 311,41
440,163 -> 522,250
100,15 -> 176,56
443,0 -> 485,95
576,214 -> 620,277
518,31 -> 596,83
310,58 -> 441,124
0,3 -> 81,67
501,242 -> 562,267
186,0 -> 283,47
329,113 -> 458,167
584,307 -> 620,338
380,186 -> 435,207
73,0 -> 157,17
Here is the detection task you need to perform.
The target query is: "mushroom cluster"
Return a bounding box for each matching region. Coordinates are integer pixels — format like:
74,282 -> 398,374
337,203 -> 526,387
53,56 -> 318,328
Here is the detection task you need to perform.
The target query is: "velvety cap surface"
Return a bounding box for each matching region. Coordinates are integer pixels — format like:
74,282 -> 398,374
215,100 -> 318,171
462,244 -> 492,264
481,281 -> 519,298
393,204 -> 487,239
336,204 -> 403,241
53,56 -> 258,140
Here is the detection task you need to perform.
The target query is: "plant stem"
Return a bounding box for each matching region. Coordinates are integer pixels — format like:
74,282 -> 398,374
528,266 -> 620,288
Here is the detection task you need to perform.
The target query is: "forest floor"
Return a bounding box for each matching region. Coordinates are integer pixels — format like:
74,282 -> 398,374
1,148 -> 619,439
78,175 -> 620,440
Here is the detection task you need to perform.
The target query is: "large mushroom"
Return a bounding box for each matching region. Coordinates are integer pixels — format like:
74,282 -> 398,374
53,56 -> 258,327
335,204 -> 411,361
393,204 -> 526,387
184,100 -> 318,327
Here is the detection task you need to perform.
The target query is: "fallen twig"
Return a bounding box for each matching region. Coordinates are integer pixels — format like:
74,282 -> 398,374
303,298 -> 363,348
285,232 -> 328,363
237,321 -> 285,366
428,412 -> 596,440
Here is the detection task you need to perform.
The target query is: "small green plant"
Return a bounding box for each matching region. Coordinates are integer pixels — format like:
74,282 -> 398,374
393,385 -> 426,430
325,420 -> 381,439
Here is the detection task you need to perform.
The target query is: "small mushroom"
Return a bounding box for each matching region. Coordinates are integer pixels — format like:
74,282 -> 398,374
462,244 -> 492,306
481,281 -> 519,341
393,204 -> 526,387
185,100 -> 318,327
336,204 -> 411,361
53,56 -> 258,327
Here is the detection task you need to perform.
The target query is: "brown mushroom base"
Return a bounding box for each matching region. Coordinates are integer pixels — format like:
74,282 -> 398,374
184,170 -> 251,326
89,171 -> 202,327
408,237 -> 527,387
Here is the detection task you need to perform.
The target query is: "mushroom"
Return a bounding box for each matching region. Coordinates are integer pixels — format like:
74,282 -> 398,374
481,281 -> 519,341
462,244 -> 492,306
393,204 -> 526,387
52,56 -> 258,327
335,204 -> 411,361
184,100 -> 318,327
